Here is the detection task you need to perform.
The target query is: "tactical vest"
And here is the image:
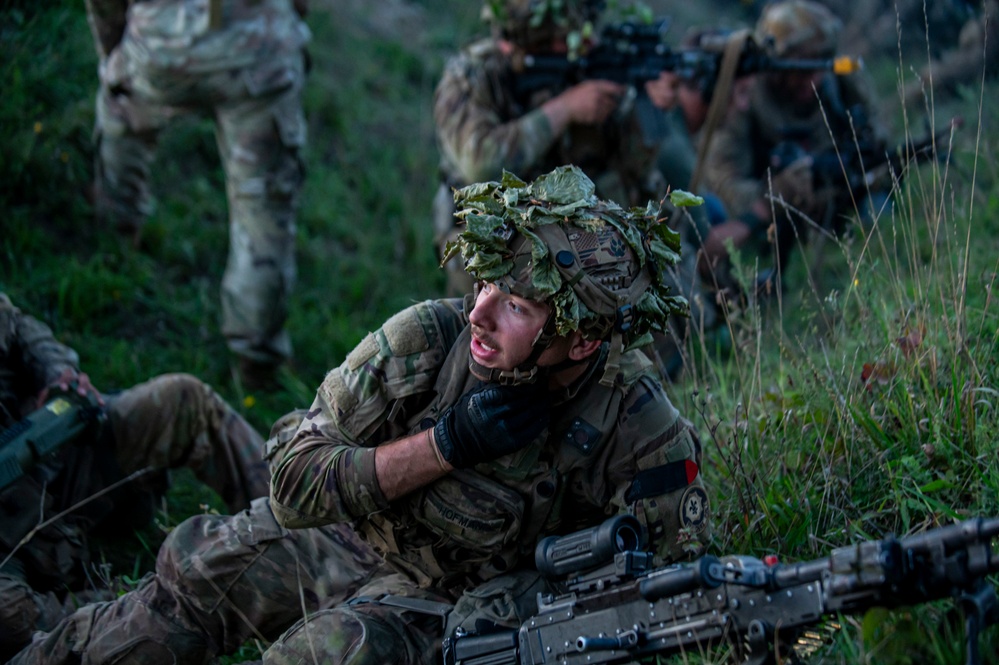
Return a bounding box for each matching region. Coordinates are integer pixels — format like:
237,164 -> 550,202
357,323 -> 655,594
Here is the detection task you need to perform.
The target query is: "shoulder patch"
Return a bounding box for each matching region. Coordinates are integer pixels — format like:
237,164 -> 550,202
382,307 -> 430,357
678,486 -> 709,533
346,333 -> 379,372
319,369 -> 357,415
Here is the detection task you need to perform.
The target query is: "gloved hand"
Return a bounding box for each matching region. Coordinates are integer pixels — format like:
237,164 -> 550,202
433,381 -> 551,469
770,155 -> 815,213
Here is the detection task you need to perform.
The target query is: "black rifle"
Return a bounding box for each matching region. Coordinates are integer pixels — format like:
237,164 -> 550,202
513,19 -> 860,145
0,387 -> 105,491
443,513 -> 999,665
514,19 -> 860,103
770,111 -> 964,208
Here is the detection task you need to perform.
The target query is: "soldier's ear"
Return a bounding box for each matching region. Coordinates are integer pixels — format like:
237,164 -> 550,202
567,333 -> 601,361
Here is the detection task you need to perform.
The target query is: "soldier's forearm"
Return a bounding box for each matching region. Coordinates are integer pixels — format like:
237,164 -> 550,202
374,429 -> 452,501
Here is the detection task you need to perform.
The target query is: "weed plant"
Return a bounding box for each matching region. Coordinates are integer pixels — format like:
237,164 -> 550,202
1,1 -> 997,663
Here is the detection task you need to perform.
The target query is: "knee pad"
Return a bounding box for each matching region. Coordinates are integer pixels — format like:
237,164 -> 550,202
265,605 -> 428,665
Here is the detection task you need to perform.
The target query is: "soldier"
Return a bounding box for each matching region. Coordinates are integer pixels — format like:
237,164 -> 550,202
9,166 -> 709,665
85,0 -> 312,388
700,0 -> 889,284
0,293 -> 269,661
433,0 -> 672,297
434,0 -> 719,378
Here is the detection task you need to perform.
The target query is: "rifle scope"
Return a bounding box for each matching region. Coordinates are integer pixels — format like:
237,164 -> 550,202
535,513 -> 644,579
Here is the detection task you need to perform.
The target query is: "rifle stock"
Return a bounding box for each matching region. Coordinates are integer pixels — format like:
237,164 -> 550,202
443,515 -> 999,665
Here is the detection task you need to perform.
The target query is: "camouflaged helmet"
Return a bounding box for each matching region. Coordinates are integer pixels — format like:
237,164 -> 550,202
443,165 -> 687,385
755,0 -> 841,59
481,0 -> 602,50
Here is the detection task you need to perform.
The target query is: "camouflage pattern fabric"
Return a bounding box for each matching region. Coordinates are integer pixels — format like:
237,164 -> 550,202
701,71 -> 887,252
10,297 -> 708,665
87,0 -> 311,366
0,294 -> 80,422
0,294 -> 269,660
433,37 -> 665,296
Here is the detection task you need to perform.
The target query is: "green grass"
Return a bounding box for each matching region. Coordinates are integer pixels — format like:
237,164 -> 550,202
2,1 -> 999,663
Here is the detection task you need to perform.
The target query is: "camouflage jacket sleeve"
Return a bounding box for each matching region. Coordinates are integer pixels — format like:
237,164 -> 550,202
269,300 -> 465,528
434,40 -> 558,185
0,293 -> 81,398
84,0 -> 129,59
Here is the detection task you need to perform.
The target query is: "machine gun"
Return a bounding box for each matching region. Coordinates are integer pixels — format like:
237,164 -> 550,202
513,18 -> 861,105
443,513 -> 999,665
0,387 -> 106,491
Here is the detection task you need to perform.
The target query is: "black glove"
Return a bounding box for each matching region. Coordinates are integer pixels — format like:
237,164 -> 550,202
433,381 -> 551,469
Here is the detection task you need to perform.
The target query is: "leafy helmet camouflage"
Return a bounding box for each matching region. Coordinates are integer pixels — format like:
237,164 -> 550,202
443,165 -> 688,385
481,0 -> 603,50
755,0 -> 842,59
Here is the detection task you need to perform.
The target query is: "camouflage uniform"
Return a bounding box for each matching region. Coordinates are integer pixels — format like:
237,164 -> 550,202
86,0 -> 311,367
0,293 -> 268,661
701,0 -> 888,272
10,298 -> 707,665
433,38 -> 666,296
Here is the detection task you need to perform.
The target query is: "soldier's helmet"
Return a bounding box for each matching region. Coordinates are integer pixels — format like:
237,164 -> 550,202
755,0 -> 842,58
444,165 -> 687,384
481,0 -> 602,50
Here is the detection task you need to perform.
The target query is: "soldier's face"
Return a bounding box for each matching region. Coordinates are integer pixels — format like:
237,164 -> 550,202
768,69 -> 826,110
468,282 -> 560,371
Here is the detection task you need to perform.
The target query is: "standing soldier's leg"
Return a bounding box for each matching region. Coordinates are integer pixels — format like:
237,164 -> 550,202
8,499 -> 384,665
106,373 -> 269,512
92,85 -> 161,238
216,67 -> 306,379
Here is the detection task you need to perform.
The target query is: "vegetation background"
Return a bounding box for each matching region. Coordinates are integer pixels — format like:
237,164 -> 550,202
1,0 -> 997,662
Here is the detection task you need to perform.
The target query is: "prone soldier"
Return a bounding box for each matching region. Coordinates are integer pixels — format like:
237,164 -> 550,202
9,166 -> 709,665
0,293 -> 269,661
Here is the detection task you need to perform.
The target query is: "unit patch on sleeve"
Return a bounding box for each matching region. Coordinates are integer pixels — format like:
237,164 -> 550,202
678,486 -> 708,533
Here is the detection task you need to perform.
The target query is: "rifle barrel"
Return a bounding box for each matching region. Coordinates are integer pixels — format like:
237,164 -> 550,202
759,55 -> 862,76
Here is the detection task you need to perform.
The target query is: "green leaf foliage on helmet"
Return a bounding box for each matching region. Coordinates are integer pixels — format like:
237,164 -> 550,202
481,0 -> 602,52
443,165 -> 689,350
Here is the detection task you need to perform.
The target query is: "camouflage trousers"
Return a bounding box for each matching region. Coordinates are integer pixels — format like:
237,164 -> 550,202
0,373 -> 269,660
93,43 -> 307,365
8,498 -> 430,664
8,497 -> 552,665
106,372 -> 270,509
